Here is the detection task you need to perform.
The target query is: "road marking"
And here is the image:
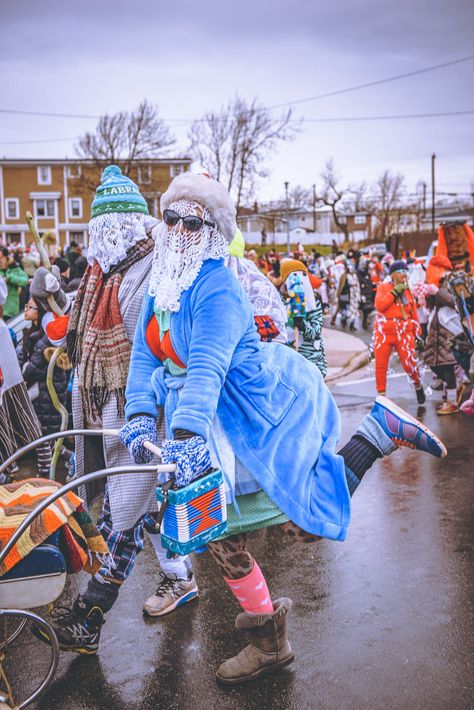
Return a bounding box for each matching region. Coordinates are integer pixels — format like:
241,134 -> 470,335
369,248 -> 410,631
334,372 -> 406,387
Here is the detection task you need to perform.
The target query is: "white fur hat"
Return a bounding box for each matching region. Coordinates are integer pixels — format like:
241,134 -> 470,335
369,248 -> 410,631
160,173 -> 237,242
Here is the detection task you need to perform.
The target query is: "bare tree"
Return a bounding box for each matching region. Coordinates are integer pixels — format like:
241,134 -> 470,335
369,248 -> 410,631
188,96 -> 299,212
288,185 -> 312,210
318,160 -> 350,241
372,171 -> 406,240
75,99 -> 176,177
348,181 -> 374,213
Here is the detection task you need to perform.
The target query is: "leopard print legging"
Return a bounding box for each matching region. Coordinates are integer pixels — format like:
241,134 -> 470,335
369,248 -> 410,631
207,522 -> 321,579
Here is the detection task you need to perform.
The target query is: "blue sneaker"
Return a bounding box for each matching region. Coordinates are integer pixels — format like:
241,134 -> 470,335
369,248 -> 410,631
371,396 -> 447,459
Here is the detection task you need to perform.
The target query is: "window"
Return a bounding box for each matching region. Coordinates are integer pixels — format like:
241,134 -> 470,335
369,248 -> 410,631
70,230 -> 87,246
67,164 -> 81,178
37,166 -> 52,185
5,232 -> 21,246
170,164 -> 186,177
5,198 -> 19,219
36,199 -> 55,218
354,215 -> 366,225
338,215 -> 346,224
138,164 -> 152,184
69,197 -> 82,218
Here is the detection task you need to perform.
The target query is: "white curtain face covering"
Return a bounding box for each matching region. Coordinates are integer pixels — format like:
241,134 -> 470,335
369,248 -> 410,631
87,212 -> 149,273
148,199 -> 228,312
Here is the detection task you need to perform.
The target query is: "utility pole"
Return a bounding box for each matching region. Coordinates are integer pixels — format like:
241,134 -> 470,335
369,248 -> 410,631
431,153 -> 436,237
284,181 -> 290,254
312,183 -> 316,232
422,181 -> 427,218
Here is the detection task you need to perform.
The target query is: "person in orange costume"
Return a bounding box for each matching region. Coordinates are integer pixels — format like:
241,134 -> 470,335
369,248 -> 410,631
374,260 -> 425,404
435,223 -> 474,275
426,254 -> 453,287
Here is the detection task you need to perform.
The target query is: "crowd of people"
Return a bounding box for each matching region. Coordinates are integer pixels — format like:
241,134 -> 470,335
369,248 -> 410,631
0,165 -> 472,687
0,240 -> 88,322
245,244 -> 474,415
0,241 -> 88,478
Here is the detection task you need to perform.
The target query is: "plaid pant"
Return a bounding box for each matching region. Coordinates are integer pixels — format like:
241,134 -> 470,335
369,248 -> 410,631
95,488 -> 159,585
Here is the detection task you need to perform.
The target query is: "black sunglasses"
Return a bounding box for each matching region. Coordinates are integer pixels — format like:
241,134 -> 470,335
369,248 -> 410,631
162,209 -> 215,233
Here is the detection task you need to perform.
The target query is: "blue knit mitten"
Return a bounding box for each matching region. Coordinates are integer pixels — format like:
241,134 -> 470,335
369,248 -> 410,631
161,436 -> 212,488
119,415 -> 157,464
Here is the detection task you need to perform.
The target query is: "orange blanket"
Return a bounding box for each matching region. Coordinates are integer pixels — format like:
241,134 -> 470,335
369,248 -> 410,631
0,478 -> 106,575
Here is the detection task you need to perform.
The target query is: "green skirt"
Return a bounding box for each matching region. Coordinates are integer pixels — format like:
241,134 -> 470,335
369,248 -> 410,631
214,490 -> 289,540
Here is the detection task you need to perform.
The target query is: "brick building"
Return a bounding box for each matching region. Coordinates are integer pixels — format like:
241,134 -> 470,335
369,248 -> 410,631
0,158 -> 191,248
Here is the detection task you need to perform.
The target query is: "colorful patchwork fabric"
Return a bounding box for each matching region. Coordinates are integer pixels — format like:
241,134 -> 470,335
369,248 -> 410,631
61,506 -> 111,575
254,315 -> 280,342
0,478 -> 108,575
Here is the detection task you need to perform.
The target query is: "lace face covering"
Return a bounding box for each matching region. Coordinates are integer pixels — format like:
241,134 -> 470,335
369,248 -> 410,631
225,255 -> 288,336
148,199 -> 228,312
87,212 -> 149,273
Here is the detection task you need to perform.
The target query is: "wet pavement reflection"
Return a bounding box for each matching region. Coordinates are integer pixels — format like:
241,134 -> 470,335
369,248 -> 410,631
5,375 -> 474,710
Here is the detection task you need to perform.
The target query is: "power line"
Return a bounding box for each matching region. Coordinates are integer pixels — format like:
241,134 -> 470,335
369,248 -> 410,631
269,54 -> 474,109
1,108 -> 472,146
1,54 -> 473,124
0,108 -> 100,119
0,137 -> 76,145
299,109 -> 474,122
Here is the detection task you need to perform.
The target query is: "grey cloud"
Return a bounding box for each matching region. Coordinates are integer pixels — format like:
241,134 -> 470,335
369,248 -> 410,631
1,0 -> 474,63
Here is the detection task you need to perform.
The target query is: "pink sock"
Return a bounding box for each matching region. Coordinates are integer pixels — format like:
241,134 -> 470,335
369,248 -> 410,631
224,561 -> 274,614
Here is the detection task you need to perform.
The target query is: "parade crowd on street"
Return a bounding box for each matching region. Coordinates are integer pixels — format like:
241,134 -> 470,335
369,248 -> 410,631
0,167 -> 473,690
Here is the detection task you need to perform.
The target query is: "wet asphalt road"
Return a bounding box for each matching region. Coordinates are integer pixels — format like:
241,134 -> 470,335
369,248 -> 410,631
4,360 -> 474,710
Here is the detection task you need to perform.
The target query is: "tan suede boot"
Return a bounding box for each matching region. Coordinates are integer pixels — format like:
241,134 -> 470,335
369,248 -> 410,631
216,597 -> 294,684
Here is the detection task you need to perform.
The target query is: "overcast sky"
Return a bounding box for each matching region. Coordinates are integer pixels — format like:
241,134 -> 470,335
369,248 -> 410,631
1,0 -> 473,203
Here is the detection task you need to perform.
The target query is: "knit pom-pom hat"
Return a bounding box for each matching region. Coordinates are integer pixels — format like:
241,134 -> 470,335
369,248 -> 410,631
280,258 -> 308,283
91,165 -> 149,219
160,172 -> 237,242
389,259 -> 408,275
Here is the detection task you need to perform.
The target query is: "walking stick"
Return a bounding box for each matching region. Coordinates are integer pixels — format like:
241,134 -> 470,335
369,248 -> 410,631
293,324 -> 299,352
26,211 -> 69,479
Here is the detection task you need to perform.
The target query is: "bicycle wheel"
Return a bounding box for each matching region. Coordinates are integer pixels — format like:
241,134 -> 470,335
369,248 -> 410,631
0,609 -> 59,709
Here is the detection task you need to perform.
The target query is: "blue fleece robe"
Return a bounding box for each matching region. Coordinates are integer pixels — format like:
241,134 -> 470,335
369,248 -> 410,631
125,259 -> 351,541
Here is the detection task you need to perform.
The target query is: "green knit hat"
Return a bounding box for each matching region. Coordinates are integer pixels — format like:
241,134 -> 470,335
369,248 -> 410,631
91,165 -> 149,219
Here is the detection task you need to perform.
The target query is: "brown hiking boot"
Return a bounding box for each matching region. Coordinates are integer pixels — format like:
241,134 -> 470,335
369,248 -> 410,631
216,598 -> 294,685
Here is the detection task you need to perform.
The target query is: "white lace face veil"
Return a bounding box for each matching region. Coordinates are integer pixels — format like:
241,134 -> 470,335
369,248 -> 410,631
148,199 -> 228,312
87,212 -> 149,273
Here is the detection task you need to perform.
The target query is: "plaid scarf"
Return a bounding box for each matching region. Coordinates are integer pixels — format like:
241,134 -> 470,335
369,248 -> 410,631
67,238 -> 154,420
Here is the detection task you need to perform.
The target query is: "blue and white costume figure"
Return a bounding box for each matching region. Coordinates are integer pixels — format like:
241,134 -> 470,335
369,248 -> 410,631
126,257 -> 349,539
122,173 -> 446,540
119,172 -> 446,685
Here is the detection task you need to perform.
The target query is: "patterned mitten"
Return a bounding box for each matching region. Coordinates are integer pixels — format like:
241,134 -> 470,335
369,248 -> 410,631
31,266 -> 69,312
391,282 -> 408,298
119,415 -> 157,463
161,436 -> 212,488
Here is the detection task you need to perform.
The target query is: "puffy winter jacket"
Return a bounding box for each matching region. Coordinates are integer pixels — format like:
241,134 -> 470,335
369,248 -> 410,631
0,264 -> 29,319
375,281 -> 418,321
424,287 -> 457,367
20,328 -> 68,435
